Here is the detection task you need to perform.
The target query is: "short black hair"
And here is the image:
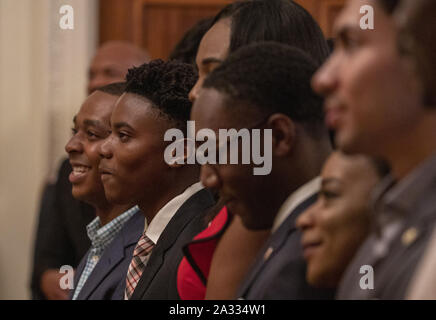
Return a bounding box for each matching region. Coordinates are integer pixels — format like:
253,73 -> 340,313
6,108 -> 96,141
125,59 -> 198,130
378,0 -> 401,14
212,0 -> 329,66
169,17 -> 215,65
96,82 -> 126,96
203,42 -> 326,137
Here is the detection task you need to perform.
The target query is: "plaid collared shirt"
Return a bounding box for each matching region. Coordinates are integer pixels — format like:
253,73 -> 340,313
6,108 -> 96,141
72,206 -> 139,300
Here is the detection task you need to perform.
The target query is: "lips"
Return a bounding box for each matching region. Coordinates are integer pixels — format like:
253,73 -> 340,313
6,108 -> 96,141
301,239 -> 322,261
69,162 -> 91,184
98,164 -> 115,183
324,98 -> 345,130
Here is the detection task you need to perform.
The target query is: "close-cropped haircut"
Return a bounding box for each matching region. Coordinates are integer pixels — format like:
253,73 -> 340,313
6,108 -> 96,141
96,82 -> 126,96
203,42 -> 326,138
211,0 -> 329,66
124,59 -> 198,130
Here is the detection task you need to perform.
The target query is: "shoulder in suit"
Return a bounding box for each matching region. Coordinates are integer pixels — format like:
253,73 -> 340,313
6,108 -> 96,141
71,210 -> 145,300
237,194 -> 335,300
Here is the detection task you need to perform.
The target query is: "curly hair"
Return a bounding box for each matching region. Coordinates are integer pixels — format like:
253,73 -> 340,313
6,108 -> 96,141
203,42 -> 325,138
125,59 -> 198,130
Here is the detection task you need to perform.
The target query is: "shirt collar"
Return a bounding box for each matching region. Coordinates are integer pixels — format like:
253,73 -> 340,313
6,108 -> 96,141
145,182 -> 204,244
371,151 -> 436,232
271,177 -> 321,233
374,151 -> 436,215
86,205 -> 139,248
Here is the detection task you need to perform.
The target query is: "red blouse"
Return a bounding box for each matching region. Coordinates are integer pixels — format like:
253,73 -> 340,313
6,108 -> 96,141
177,206 -> 230,300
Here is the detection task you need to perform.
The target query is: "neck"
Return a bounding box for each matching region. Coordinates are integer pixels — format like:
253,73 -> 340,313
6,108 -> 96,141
384,112 -> 436,180
266,133 -> 332,223
94,202 -> 134,226
138,168 -> 198,224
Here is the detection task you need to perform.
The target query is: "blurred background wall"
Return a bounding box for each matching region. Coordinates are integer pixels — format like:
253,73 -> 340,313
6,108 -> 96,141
0,0 -> 343,299
0,0 -> 97,299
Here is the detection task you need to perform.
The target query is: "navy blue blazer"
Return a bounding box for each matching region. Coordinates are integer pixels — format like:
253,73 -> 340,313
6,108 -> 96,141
70,210 -> 145,300
237,194 -> 335,300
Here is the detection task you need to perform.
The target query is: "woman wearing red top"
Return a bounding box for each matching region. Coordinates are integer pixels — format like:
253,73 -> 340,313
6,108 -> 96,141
177,0 -> 330,300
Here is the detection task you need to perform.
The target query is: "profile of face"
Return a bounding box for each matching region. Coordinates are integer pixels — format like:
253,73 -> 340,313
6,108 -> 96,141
311,0 -> 423,157
65,91 -> 118,205
188,18 -> 230,103
87,42 -> 148,95
296,152 -> 381,288
192,87 -> 287,230
98,93 -> 170,206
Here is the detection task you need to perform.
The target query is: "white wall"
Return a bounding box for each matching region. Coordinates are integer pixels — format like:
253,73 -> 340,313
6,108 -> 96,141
0,0 -> 97,299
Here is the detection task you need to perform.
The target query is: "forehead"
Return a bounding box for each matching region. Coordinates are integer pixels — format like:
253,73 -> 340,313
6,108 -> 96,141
322,153 -> 376,184
196,19 -> 231,63
112,93 -> 166,129
192,88 -> 228,130
76,92 -> 118,122
334,0 -> 381,32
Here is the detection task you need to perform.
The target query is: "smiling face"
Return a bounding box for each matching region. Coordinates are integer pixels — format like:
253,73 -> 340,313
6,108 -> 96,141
296,152 -> 381,288
98,93 -> 170,206
65,91 -> 118,205
192,87 -> 281,230
311,0 -> 423,157
188,18 -> 231,103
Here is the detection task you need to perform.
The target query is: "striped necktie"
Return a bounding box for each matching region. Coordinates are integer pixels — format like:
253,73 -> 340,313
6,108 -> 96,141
125,232 -> 155,299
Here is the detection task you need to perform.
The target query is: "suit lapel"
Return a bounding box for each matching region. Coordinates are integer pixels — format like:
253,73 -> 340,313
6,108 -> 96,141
131,189 -> 215,299
76,211 -> 144,300
238,193 -> 317,298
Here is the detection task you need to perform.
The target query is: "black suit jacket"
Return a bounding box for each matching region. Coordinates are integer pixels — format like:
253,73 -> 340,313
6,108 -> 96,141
130,188 -> 215,300
237,194 -> 335,300
71,211 -> 145,300
31,158 -> 94,299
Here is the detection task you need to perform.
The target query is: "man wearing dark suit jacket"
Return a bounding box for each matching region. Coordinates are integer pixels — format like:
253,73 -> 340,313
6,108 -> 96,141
312,0 -> 436,299
98,59 -> 215,299
191,42 -> 334,299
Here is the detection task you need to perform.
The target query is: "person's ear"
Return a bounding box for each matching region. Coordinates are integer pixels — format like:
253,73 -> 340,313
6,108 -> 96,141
167,138 -> 196,168
268,114 -> 295,157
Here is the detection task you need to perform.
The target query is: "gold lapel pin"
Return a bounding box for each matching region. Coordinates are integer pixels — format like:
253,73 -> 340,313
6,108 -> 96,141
402,227 -> 418,246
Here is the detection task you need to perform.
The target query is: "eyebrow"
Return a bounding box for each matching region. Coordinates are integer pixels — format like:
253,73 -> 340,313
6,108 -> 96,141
335,24 -> 361,42
113,122 -> 134,131
83,119 -> 106,129
72,115 -> 77,125
321,177 -> 342,188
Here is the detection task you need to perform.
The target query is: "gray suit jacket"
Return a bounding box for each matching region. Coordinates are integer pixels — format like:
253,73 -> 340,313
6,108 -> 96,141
338,158 -> 436,300
237,194 -> 335,300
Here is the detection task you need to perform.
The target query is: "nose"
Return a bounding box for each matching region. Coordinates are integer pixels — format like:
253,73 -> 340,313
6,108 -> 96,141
189,77 -> 203,103
99,134 -> 114,159
296,202 -> 317,232
200,164 -> 221,190
311,55 -> 339,98
65,134 -> 83,155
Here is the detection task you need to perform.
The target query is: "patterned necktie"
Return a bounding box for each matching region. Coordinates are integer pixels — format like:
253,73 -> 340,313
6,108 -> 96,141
125,232 -> 155,299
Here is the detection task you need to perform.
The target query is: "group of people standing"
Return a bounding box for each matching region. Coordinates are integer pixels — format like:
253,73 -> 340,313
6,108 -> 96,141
31,0 -> 436,300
